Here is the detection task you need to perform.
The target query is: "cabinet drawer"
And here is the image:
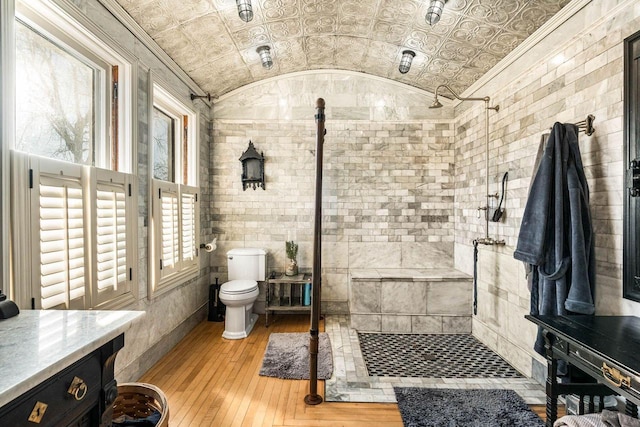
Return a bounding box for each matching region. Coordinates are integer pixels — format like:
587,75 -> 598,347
562,342 -> 640,400
0,353 -> 101,426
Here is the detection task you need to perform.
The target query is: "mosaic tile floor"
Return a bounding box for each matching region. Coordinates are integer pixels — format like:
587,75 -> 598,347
358,332 -> 523,379
324,315 -> 546,404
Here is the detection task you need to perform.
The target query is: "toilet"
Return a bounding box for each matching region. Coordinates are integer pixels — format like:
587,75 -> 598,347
219,248 -> 266,339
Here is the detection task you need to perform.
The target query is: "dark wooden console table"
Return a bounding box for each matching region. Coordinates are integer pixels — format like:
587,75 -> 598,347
526,315 -> 640,426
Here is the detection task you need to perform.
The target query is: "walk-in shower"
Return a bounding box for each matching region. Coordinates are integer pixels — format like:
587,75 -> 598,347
430,84 -> 502,246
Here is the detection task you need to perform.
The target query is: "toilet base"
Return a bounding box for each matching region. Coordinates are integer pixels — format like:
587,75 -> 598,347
222,312 -> 258,340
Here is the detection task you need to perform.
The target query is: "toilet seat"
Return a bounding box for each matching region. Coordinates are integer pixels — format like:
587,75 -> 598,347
220,279 -> 258,295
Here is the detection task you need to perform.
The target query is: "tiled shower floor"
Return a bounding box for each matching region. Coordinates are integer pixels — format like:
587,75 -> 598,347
358,332 -> 523,378
324,315 -> 546,404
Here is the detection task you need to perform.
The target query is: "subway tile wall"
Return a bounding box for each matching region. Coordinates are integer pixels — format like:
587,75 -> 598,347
212,73 -> 456,313
454,0 -> 640,378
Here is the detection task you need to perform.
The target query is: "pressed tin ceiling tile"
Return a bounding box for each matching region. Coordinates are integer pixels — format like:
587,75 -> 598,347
339,1 -> 376,17
267,18 -> 303,40
336,16 -> 373,38
405,30 -> 442,54
115,0 -> 572,98
466,0 -> 521,26
300,0 -> 338,15
262,0 -> 300,20
302,15 -> 337,36
232,25 -> 271,48
376,0 -> 422,24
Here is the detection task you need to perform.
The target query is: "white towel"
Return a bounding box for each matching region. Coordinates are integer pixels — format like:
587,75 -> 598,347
554,410 -> 640,427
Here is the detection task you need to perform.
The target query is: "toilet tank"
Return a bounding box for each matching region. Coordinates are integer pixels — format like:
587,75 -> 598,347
227,248 -> 267,281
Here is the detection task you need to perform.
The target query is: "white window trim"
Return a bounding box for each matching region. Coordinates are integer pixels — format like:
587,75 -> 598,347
148,73 -> 200,299
0,1 -> 16,298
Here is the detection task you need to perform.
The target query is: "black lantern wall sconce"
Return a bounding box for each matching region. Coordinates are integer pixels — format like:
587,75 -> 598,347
239,140 -> 265,190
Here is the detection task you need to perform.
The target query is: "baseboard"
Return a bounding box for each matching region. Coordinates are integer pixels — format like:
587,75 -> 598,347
531,357 -> 546,386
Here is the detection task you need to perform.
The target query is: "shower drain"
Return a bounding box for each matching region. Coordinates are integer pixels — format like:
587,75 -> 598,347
358,333 -> 523,378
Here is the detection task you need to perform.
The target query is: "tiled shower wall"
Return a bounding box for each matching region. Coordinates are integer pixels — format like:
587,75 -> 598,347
454,0 -> 640,379
211,73 -> 456,313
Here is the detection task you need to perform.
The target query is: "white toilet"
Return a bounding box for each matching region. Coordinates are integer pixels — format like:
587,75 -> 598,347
219,248 -> 266,339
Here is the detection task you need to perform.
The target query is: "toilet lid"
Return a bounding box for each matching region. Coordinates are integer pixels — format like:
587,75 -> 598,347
221,279 -> 258,294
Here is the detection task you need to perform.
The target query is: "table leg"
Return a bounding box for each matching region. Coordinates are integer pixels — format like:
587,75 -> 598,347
543,329 -> 558,427
626,399 -> 638,418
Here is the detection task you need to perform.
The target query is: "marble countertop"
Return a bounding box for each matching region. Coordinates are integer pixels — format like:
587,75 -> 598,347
0,310 -> 144,407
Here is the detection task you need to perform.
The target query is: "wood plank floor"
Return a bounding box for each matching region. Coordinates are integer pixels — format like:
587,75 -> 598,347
139,314 -> 556,426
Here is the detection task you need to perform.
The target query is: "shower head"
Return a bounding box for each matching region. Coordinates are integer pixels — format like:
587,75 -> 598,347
429,97 -> 443,109
429,84 -> 499,111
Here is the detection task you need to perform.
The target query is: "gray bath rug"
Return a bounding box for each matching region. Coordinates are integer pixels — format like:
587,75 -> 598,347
393,388 -> 544,427
259,332 -> 333,380
359,333 -> 522,378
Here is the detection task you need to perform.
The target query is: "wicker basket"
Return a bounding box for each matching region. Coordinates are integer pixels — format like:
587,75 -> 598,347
112,382 -> 169,427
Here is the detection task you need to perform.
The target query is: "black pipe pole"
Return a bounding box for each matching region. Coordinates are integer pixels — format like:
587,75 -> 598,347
305,98 -> 325,406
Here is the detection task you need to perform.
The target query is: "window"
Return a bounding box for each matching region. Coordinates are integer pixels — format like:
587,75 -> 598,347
152,107 -> 175,182
14,0 -> 134,172
15,20 -> 96,165
149,82 -> 199,297
10,0 -> 137,309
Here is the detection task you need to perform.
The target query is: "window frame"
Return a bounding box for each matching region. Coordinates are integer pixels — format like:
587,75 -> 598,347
0,1 -> 16,299
148,75 -> 200,298
9,0 -> 138,309
14,0 -> 136,173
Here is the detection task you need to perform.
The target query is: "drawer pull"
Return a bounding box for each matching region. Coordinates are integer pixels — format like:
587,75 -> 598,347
602,363 -> 631,388
67,376 -> 88,401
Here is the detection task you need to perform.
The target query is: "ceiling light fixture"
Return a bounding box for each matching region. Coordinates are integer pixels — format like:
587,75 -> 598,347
236,0 -> 253,22
399,50 -> 415,74
426,0 -> 445,26
257,46 -> 273,69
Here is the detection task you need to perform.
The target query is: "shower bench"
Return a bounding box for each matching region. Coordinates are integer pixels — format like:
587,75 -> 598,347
348,268 -> 472,334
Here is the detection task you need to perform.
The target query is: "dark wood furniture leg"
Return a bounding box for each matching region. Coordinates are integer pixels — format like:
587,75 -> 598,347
543,329 -> 558,427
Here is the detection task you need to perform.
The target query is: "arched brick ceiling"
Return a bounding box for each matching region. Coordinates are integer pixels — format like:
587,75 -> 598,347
115,0 -> 571,98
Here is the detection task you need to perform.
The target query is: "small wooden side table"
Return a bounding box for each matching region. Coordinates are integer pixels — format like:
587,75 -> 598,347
265,273 -> 312,326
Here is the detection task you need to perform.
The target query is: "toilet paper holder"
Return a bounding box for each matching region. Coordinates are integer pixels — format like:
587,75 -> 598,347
200,237 -> 217,253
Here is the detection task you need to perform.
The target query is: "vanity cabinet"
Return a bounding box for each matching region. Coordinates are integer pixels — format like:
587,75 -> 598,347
265,273 -> 312,326
0,335 -> 122,426
0,310 -> 142,427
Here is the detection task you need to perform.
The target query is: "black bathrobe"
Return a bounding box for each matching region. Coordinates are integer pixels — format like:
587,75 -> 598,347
514,122 -> 595,355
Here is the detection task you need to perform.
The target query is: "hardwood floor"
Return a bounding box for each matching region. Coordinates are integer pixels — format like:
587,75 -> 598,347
139,314 -> 556,426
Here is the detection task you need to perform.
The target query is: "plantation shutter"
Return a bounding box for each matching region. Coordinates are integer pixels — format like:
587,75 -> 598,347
158,182 -> 180,279
180,185 -> 198,266
34,158 -> 87,310
12,152 -> 137,310
93,169 -> 133,306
